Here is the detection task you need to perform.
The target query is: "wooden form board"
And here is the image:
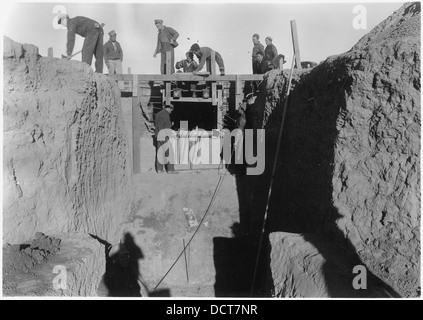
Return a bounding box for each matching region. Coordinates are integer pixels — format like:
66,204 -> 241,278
290,20 -> 302,69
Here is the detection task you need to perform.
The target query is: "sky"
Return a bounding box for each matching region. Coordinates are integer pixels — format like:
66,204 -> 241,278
0,1 -> 407,74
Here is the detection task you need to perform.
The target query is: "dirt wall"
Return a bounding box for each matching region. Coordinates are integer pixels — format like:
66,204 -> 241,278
3,37 -> 133,245
261,3 -> 420,297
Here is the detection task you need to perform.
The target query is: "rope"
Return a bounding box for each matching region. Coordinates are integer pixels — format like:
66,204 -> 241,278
151,148 -> 234,292
249,55 -> 296,296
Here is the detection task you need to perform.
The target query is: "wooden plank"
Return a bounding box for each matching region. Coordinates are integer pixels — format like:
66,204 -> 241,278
109,74 -> 264,82
217,89 -> 223,130
290,20 -> 302,69
165,52 -> 171,105
171,97 -> 212,103
211,51 -> 217,75
132,74 -> 138,96
48,47 -> 53,58
235,75 -> 242,110
212,82 -> 217,105
132,96 -> 141,174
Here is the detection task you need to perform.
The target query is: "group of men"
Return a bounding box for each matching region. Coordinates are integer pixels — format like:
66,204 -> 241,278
251,33 -> 285,74
58,15 -> 285,76
153,19 -> 225,76
58,14 -> 123,75
57,15 -> 285,175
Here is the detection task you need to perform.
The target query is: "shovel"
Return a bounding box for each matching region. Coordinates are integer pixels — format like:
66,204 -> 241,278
61,50 -> 82,59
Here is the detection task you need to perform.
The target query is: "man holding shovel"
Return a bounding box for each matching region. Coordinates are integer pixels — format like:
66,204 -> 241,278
58,14 -> 104,73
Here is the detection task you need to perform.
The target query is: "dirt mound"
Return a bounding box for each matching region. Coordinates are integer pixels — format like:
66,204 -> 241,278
3,233 -> 105,296
255,2 -> 420,297
3,232 -> 61,275
3,37 -> 133,245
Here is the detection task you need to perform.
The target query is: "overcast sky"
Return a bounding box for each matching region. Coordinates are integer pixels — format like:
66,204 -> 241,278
1,1 -> 405,74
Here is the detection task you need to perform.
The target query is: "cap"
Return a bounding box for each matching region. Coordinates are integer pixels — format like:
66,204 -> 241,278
266,36 -> 273,42
253,33 -> 260,39
108,30 -> 117,36
57,14 -> 69,25
154,19 -> 163,25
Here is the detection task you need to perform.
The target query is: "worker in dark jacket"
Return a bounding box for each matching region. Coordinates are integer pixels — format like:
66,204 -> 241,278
264,36 -> 278,68
175,52 -> 199,73
103,30 -> 123,74
264,36 -> 286,70
155,105 -> 178,174
190,43 -> 225,76
255,51 -> 270,74
58,14 -> 104,73
251,34 -> 264,74
153,19 -> 179,74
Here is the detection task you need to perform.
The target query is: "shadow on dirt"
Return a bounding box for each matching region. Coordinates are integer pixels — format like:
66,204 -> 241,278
93,232 -> 171,297
213,70 -> 400,298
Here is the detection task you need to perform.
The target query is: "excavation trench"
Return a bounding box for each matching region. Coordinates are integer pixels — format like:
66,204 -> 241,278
3,2 -> 420,298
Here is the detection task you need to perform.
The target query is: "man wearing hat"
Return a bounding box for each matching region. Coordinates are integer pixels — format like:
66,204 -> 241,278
251,34 -> 264,74
153,19 -> 179,74
103,30 -> 123,74
190,43 -> 225,76
58,14 -> 104,73
264,36 -> 282,69
154,104 -> 178,174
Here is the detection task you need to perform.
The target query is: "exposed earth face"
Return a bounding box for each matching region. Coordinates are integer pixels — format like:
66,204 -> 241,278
2,2 -> 420,298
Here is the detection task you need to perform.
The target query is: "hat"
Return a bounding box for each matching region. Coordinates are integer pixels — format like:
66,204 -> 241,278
266,36 -> 273,42
154,19 -> 163,25
108,30 -> 117,36
253,33 -> 260,39
57,14 -> 69,25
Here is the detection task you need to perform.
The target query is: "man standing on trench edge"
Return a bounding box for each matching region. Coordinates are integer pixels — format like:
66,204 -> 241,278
153,19 -> 179,74
58,14 -> 104,73
103,30 -> 123,75
155,104 -> 179,174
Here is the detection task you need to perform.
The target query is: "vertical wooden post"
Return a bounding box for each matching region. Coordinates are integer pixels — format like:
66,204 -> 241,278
210,51 -> 217,75
128,67 -> 132,74
48,47 -> 53,58
212,82 -> 217,105
210,52 -> 217,106
165,51 -> 171,105
217,88 -> 223,129
290,20 -> 302,69
132,74 -> 141,174
235,75 -> 242,110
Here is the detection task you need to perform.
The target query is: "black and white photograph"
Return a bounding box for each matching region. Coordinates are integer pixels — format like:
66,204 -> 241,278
0,0 -> 421,304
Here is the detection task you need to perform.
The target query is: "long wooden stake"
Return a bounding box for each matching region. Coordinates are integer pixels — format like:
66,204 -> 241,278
183,238 -> 189,283
250,55 -> 296,297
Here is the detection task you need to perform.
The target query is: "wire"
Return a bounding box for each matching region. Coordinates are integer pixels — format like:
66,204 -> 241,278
249,56 -> 296,297
151,148 -> 234,292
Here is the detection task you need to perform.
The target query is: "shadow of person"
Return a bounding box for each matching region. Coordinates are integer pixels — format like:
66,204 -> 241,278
302,213 -> 401,298
98,233 -> 143,297
222,67 -> 402,298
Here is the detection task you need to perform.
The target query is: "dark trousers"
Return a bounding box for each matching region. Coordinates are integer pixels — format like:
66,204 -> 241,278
206,52 -> 225,74
252,59 -> 258,74
160,43 -> 175,74
82,27 -> 103,73
155,140 -> 175,172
